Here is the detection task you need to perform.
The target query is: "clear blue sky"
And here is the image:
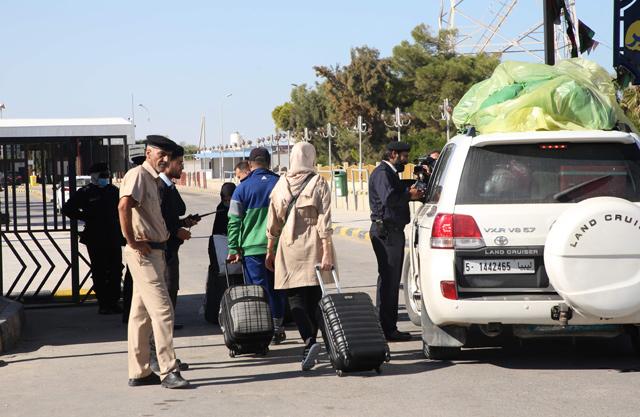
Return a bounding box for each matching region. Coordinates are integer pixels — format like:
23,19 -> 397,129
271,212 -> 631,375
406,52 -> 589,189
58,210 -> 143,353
0,0 -> 612,145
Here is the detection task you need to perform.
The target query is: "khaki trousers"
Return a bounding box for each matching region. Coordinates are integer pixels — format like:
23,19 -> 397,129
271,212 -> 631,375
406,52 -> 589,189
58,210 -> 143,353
124,246 -> 177,378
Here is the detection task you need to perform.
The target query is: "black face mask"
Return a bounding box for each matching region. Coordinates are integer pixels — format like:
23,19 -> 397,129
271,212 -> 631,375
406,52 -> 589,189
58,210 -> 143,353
394,162 -> 406,172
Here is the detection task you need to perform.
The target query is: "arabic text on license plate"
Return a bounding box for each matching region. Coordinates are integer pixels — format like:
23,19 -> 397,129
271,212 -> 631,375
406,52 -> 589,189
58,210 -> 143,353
463,259 -> 535,275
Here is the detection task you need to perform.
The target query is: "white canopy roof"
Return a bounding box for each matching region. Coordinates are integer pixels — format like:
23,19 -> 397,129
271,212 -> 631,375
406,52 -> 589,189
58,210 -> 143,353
0,117 -> 134,140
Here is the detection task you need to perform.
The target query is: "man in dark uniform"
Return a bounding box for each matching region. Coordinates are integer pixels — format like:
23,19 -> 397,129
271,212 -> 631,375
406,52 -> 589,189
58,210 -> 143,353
158,145 -> 198,314
369,141 -> 424,342
148,143 -> 196,374
62,162 -> 124,314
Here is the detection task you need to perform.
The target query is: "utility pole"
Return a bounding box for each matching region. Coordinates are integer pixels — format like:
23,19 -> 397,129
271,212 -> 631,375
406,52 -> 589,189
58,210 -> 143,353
220,93 -> 232,180
543,0 -> 555,65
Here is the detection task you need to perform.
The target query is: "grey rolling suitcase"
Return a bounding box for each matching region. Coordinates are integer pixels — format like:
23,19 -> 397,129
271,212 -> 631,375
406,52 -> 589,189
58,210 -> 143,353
316,266 -> 390,376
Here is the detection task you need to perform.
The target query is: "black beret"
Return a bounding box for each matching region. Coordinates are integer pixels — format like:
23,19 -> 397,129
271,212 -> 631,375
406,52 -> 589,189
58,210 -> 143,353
172,145 -> 185,158
146,135 -> 178,152
249,147 -> 271,164
387,141 -> 411,152
131,156 -> 146,166
89,162 -> 109,173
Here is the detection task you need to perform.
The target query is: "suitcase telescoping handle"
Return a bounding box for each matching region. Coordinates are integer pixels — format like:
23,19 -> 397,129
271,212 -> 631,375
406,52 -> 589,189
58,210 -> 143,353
315,265 -> 341,296
224,259 -> 246,287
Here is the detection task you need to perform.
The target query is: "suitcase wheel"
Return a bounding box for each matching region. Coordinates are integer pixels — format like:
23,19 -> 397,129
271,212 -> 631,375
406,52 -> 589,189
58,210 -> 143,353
336,370 -> 344,377
229,349 -> 236,358
375,367 -> 382,375
261,348 -> 269,356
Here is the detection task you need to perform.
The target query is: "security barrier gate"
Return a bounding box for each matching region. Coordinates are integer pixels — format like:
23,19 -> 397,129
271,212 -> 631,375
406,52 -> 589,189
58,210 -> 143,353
0,136 -> 127,305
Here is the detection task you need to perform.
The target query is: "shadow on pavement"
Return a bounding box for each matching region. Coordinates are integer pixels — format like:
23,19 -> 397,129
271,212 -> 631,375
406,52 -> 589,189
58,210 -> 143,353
477,336 -> 640,372
8,293 -> 222,355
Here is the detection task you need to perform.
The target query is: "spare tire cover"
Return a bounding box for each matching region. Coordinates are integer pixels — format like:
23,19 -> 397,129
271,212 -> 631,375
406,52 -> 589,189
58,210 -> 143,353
544,197 -> 640,318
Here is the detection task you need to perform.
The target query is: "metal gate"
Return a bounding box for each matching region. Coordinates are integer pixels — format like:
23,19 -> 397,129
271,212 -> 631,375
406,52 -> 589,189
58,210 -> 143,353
0,137 -> 124,305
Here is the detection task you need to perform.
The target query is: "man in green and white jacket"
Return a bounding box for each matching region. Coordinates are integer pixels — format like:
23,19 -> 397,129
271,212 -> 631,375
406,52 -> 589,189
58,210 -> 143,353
227,147 -> 286,343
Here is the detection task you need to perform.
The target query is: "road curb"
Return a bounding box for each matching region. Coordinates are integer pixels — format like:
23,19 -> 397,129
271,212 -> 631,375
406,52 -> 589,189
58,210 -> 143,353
0,297 -> 25,354
333,225 -> 370,242
333,224 -> 410,248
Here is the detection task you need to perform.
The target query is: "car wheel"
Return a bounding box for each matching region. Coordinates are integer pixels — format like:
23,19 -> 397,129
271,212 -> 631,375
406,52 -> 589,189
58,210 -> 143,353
422,341 -> 460,360
626,325 -> 640,354
402,254 -> 421,326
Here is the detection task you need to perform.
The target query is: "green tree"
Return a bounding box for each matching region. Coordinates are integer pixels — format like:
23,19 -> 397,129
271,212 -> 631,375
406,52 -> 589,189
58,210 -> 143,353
272,24 -> 501,163
180,143 -> 199,160
390,25 -> 500,159
272,102 -> 293,131
315,46 -> 395,163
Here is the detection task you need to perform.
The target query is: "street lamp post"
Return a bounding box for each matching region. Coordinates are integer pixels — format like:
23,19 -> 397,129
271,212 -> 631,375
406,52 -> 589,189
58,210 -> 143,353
286,130 -> 292,169
353,115 -> 369,191
220,93 -> 233,180
302,127 -> 311,142
382,107 -> 411,141
440,98 -> 453,142
276,133 -> 283,174
137,104 -> 151,122
321,123 -> 338,206
268,135 -> 275,170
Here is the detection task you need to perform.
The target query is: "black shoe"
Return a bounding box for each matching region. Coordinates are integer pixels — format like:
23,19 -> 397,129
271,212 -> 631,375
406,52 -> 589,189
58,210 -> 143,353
272,330 -> 286,345
177,359 -> 189,371
385,330 -> 412,342
161,371 -> 190,389
128,372 -> 161,387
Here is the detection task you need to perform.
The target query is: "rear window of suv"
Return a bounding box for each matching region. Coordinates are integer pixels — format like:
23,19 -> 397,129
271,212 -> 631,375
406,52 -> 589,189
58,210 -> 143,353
456,142 -> 640,204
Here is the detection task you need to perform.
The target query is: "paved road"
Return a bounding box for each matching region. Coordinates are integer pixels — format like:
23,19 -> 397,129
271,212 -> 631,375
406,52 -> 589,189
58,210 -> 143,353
2,191 -> 640,417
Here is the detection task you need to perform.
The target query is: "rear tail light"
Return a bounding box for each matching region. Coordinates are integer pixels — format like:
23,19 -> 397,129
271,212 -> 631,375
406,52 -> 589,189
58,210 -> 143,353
440,281 -> 458,300
431,213 -> 485,249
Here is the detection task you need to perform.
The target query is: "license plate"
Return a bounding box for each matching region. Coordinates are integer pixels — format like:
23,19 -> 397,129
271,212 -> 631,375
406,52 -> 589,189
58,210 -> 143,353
463,259 -> 535,275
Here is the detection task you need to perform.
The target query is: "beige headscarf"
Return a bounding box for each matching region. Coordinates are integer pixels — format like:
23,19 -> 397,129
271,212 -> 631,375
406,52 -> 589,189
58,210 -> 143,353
286,141 -> 317,195
271,142 -> 321,244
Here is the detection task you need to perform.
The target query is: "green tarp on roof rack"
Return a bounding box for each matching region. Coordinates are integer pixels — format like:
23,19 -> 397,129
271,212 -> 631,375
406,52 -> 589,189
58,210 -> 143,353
452,58 -> 635,134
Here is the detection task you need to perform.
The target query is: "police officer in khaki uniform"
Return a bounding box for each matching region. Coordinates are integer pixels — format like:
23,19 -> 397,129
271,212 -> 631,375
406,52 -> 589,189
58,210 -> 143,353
118,135 -> 189,389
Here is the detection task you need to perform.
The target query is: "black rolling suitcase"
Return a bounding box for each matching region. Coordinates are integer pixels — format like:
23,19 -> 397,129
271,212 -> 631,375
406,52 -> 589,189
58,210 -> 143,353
316,266 -> 390,376
219,261 -> 274,357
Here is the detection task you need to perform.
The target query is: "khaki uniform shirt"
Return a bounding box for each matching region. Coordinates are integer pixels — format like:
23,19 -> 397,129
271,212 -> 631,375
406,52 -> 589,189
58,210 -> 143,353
119,161 -> 170,243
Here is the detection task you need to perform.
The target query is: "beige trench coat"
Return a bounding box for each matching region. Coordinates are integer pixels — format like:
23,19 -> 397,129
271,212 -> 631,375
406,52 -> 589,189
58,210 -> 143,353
266,175 -> 334,290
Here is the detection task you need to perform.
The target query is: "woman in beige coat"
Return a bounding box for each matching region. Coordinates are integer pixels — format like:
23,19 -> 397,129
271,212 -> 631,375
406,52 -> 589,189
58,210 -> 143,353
265,141 -> 333,371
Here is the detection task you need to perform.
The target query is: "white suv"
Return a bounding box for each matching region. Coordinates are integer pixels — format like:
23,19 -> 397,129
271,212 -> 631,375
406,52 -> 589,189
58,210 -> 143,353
403,129 -> 640,359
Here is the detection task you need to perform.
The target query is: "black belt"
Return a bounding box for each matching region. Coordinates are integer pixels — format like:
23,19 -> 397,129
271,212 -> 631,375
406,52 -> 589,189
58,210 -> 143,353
374,220 -> 404,232
147,241 -> 167,250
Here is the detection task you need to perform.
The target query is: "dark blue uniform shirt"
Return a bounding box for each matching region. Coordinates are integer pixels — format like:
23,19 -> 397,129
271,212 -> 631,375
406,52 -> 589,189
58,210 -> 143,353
160,182 -> 187,252
368,161 -> 411,227
61,183 -> 124,246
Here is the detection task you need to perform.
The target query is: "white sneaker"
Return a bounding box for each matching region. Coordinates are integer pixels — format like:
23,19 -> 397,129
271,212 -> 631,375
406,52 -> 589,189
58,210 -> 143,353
301,342 -> 321,371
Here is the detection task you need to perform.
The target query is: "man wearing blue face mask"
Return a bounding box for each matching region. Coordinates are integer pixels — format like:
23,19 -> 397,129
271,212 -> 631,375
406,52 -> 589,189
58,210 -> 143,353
62,162 -> 125,314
